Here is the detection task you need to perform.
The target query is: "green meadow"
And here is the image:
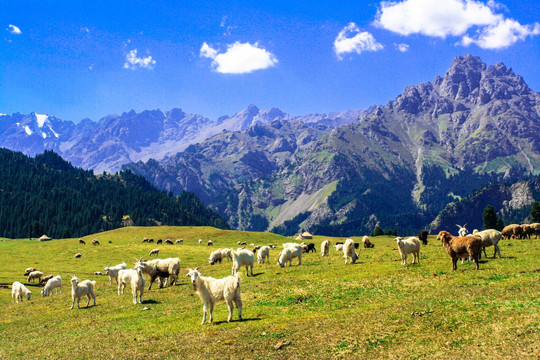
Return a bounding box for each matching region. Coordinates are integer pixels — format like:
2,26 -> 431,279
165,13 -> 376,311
0,226 -> 539,359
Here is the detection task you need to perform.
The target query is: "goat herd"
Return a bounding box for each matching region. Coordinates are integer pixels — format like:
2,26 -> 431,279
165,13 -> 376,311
9,222 -> 539,324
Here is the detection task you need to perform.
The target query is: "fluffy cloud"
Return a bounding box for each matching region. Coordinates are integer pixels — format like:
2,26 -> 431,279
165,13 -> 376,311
334,23 -> 383,59
123,49 -> 156,70
395,43 -> 409,52
375,0 -> 540,49
7,24 -> 22,35
200,41 -> 278,74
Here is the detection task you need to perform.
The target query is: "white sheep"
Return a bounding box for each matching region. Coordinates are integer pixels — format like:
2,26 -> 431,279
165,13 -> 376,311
257,246 -> 271,263
135,257 -> 181,290
104,262 -> 127,285
343,238 -> 359,264
208,249 -> 223,265
70,275 -> 96,309
198,239 -> 203,245
27,270 -> 43,283
24,267 -> 38,276
394,237 -> 421,265
320,240 -> 330,256
277,244 -> 303,267
175,239 -> 184,244
231,248 -> 254,276
472,229 -> 503,258
220,248 -> 233,262
118,264 -> 146,304
41,275 -> 62,296
207,240 -> 213,246
335,244 -> 344,252
12,281 -> 32,303
149,248 -> 159,256
186,268 -> 242,324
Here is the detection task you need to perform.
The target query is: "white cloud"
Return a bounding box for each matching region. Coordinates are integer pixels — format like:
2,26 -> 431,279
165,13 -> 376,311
334,23 -> 384,59
395,43 -> 410,52
7,24 -> 21,35
123,49 -> 156,70
374,0 -> 540,49
199,41 -> 278,74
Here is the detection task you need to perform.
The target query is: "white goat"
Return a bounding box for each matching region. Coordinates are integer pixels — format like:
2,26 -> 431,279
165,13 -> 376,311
257,246 -> 270,264
186,268 -> 242,324
104,262 -> 127,285
118,264 -> 146,304
231,248 -> 254,276
70,275 -> 96,309
277,244 -> 303,267
136,257 -> 181,290
41,275 -> 62,296
209,249 -> 223,265
457,224 -> 468,237
27,270 -> 43,283
12,281 -> 32,303
220,248 -> 233,262
394,237 -> 421,265
472,229 -> 503,258
343,238 -> 359,264
320,240 -> 330,256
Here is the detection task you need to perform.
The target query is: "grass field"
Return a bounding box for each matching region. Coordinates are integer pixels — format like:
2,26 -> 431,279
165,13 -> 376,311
0,226 -> 539,359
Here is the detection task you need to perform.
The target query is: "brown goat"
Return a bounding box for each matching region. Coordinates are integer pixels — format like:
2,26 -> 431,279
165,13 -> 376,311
437,231 -> 482,271
92,239 -> 100,246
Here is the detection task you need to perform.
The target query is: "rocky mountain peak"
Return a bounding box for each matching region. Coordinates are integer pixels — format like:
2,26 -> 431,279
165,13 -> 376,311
437,54 -> 485,101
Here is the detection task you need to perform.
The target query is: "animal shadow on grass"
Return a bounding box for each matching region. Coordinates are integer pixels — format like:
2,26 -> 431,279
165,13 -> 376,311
250,272 -> 264,277
213,317 -> 262,325
142,299 -> 159,304
78,304 -> 99,310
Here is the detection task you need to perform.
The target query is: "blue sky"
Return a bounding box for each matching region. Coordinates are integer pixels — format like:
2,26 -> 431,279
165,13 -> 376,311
1,0 -> 539,122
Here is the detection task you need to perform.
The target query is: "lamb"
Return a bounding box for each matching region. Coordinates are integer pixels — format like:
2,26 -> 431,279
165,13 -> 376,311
41,275 -> 62,296
92,239 -> 100,245
136,257 -> 181,290
79,239 -> 86,245
418,230 -> 429,245
118,263 -> 146,304
70,275 -> 96,309
104,262 -> 127,285
257,246 -> 271,263
362,236 -> 374,248
320,240 -> 330,256
277,244 -> 303,267
456,224 -> 468,237
394,237 -> 420,265
437,231 -> 482,271
39,274 -> 54,286
27,270 -> 43,283
24,267 -> 38,276
175,239 -> 184,244
149,248 -> 160,256
186,268 -> 242,324
207,240 -> 213,246
343,238 -> 359,264
231,248 -> 255,276
12,281 -> 32,303
220,248 -> 233,262
164,239 -> 174,245
208,249 -> 223,265
472,229 -> 503,258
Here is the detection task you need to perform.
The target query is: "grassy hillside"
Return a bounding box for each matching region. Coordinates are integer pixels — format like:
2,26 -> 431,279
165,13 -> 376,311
1,226 -> 539,359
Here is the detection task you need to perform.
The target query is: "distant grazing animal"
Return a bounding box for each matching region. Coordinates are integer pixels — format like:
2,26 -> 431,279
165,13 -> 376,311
220,248 -> 233,262
335,244 -> 344,252
148,239 -> 154,243
156,239 -> 163,245
175,239 -> 184,244
456,224 -> 468,237
41,275 -> 62,296
252,245 -> 261,252
79,239 -> 86,245
343,239 -> 358,264
362,236 -> 374,248
303,243 -> 316,253
27,271 -> 43,283
136,257 -> 181,290
198,239 -> 203,245
231,248 -> 255,276
437,231 -> 482,271
24,267 -> 38,276
257,246 -> 271,264
164,239 -> 174,245
12,281 -> 32,303
186,268 -> 242,324
277,244 -> 303,268
320,240 -> 330,256
239,242 -> 247,246
149,248 -> 160,256
472,229 -> 503,258
267,244 -> 277,249
418,230 -> 429,245
94,271 -> 104,275
207,240 -> 213,246
209,249 -> 223,265
92,239 -> 100,246
70,275 -> 96,309
394,237 -> 420,265
74,253 -> 82,258
142,238 -> 149,243
40,274 -> 54,286
104,262 -> 127,285
531,223 -> 540,239
520,224 -> 533,239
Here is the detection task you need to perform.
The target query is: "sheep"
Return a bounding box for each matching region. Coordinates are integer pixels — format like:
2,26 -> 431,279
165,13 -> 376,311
149,248 -> 160,256
94,271 -> 104,275
250,243 -> 255,247
186,268 -> 242,324
472,229 -> 503,258
39,274 -> 54,286
207,240 -> 213,246
437,231 -> 482,271
78,239 -> 86,245
456,224 -> 468,237
118,263 -> 146,304
156,239 -> 163,245
257,246 -> 271,263
362,236 -> 374,248
74,253 -> 82,258
12,282 -> 32,303
142,237 -> 149,243
148,239 -> 154,243
135,257 -> 181,290
277,244 -> 303,268
175,239 -> 184,244
501,224 -> 521,240
27,271 -> 43,283
24,267 -> 38,276
92,239 -> 100,245
343,238 -> 359,264
208,249 -> 223,265
335,244 -> 344,252
394,237 -> 420,265
303,243 -> 316,253
267,244 -> 277,249
252,245 -> 261,252
104,262 -> 127,285
231,248 -> 255,276
198,239 -> 203,245
239,241 -> 247,246
531,223 -> 540,239
520,224 -> 533,239
41,275 -> 62,296
220,248 -> 233,262
320,240 -> 330,256
70,275 -> 96,309
418,230 -> 429,245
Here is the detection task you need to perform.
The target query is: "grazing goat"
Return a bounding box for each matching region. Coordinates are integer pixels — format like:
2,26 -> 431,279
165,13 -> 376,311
149,248 -> 160,256
27,271 -> 43,283
277,244 -> 303,268
394,237 -> 420,265
12,281 -> 32,303
92,239 -> 100,246
320,240 -> 330,256
343,239 -> 359,264
79,239 -> 86,245
220,248 -> 232,262
136,257 -> 181,290
175,239 -> 184,244
209,249 -> 223,265
437,231 -> 482,271
70,275 -> 96,309
231,249 -> 255,276
24,267 -> 38,276
41,275 -> 62,296
362,236 -> 374,248
418,230 -> 429,245
303,243 -> 316,253
40,274 -> 54,286
257,246 -> 271,263
104,262 -> 127,285
456,224 -> 468,237
118,264 -> 146,304
472,229 -> 503,258
186,268 -> 242,324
